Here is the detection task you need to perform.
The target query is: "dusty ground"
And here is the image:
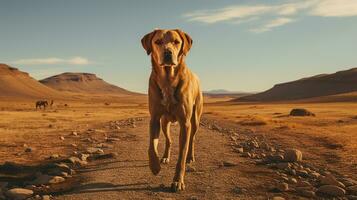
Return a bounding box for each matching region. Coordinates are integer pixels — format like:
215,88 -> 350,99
0,97 -> 356,199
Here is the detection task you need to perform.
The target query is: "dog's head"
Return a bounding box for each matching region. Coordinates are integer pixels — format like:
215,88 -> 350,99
141,29 -> 193,67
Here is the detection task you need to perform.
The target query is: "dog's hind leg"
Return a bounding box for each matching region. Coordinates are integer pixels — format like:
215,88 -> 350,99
161,116 -> 172,164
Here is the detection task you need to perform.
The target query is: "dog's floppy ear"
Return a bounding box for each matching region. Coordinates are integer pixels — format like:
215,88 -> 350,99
141,30 -> 157,55
175,29 -> 193,55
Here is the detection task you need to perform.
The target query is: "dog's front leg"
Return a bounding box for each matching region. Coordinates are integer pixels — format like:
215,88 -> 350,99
148,116 -> 161,175
172,119 -> 191,192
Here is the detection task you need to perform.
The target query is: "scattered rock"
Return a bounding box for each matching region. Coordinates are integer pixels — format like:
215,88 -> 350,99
71,131 -> 78,136
86,147 -> 104,154
25,147 -> 32,152
235,147 -> 244,153
297,181 -> 312,188
297,169 -> 309,178
283,149 -> 302,162
275,162 -> 291,170
319,174 -> 345,188
290,108 -> 315,116
106,138 -> 120,142
30,174 -> 65,185
297,189 -> 316,198
267,154 -> 284,162
347,195 -> 357,200
341,178 -> 357,187
5,188 -> 34,200
79,153 -> 90,161
288,177 -> 297,184
49,154 -> 60,159
272,197 -> 285,200
60,136 -> 65,141
42,195 -> 51,200
221,161 -> 237,167
242,152 -> 251,158
317,185 -> 346,197
67,156 -> 88,166
275,182 -> 289,192
348,185 -> 357,195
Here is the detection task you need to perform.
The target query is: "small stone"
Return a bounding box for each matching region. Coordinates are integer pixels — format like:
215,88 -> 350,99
310,171 -> 321,179
275,162 -> 291,170
276,182 -> 289,192
288,177 -> 297,184
317,185 -> 346,197
242,152 -> 251,158
297,181 -> 312,187
106,138 -> 120,142
347,195 -> 357,200
67,156 -> 88,166
60,136 -> 65,140
290,108 -> 315,116
71,131 -> 78,136
235,147 -> 244,153
30,174 -> 64,185
319,174 -> 345,188
49,154 -> 60,159
42,195 -> 51,200
272,197 -> 285,200
25,147 -> 32,152
268,154 -> 284,162
297,169 -> 309,178
221,161 -> 237,167
348,185 -> 357,195
5,188 -> 34,200
79,153 -> 90,161
341,178 -> 357,187
283,149 -> 302,162
86,147 -> 104,154
298,189 -> 316,198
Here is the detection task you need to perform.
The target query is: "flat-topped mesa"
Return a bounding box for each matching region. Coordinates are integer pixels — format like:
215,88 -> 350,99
40,72 -> 137,95
40,72 -> 103,83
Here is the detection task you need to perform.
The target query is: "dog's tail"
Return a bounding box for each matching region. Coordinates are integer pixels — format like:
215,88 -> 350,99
148,138 -> 161,175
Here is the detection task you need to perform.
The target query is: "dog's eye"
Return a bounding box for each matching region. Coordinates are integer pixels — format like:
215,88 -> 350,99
174,40 -> 180,44
155,40 -> 163,45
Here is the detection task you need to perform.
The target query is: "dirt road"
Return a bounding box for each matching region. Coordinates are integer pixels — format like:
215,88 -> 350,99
56,118 -> 282,200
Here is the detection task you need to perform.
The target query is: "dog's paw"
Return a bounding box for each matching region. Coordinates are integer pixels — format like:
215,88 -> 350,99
186,157 -> 195,164
171,181 -> 185,192
161,157 -> 170,164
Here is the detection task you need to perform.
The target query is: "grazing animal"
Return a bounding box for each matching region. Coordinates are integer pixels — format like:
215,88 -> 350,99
35,100 -> 48,110
141,29 -> 203,192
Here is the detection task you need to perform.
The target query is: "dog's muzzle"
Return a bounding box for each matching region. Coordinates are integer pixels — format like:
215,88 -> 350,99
163,50 -> 173,65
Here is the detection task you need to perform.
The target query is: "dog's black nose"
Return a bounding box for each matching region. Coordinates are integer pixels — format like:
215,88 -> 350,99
164,50 -> 173,62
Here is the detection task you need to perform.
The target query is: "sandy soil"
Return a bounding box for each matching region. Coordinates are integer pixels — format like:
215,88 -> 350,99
0,97 -> 356,199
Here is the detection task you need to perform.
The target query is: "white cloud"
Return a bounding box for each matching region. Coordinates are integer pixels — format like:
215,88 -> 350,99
183,0 -> 357,33
310,0 -> 357,17
11,56 -> 91,65
250,18 -> 296,33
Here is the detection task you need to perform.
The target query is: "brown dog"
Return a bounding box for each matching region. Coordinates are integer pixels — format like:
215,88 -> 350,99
141,29 -> 203,192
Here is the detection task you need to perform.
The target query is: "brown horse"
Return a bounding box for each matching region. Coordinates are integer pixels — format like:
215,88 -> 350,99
36,100 -> 48,110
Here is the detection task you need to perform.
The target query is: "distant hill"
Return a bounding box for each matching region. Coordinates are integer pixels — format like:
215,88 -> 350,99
236,67 -> 357,102
204,89 -> 252,98
0,63 -> 63,99
40,72 -> 138,96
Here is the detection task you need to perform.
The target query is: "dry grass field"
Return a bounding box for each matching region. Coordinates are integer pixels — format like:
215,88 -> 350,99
1,96 -> 356,199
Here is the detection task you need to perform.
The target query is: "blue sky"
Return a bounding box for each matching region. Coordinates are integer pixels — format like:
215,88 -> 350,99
1,0 -> 357,93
